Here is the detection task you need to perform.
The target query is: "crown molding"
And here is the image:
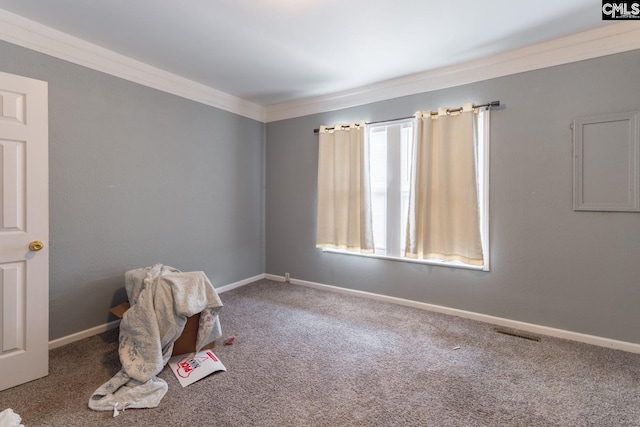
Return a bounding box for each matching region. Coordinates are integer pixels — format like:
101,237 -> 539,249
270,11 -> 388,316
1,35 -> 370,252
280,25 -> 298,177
2,7 -> 638,125
265,22 -> 640,123
0,8 -> 265,122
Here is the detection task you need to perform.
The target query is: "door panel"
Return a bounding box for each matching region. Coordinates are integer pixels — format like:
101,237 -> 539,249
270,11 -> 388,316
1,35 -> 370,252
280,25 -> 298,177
0,71 -> 48,391
1,261 -> 26,352
1,140 -> 26,232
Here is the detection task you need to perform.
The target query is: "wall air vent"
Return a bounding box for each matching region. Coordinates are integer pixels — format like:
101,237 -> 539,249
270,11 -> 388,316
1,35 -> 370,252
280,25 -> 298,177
494,327 -> 541,342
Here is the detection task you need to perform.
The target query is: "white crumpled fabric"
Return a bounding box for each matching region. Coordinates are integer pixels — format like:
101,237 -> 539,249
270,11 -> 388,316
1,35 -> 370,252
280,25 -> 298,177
0,409 -> 24,427
89,264 -> 223,412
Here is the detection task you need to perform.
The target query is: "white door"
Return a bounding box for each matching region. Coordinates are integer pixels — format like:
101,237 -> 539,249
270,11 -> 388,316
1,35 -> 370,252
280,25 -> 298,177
0,71 -> 49,391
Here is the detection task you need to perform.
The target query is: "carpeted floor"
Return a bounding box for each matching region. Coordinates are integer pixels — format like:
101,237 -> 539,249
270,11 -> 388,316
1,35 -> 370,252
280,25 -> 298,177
1,279 -> 639,426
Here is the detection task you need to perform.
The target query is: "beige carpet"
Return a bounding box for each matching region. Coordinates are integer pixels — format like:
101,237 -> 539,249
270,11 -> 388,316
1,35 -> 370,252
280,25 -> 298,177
1,279 -> 639,426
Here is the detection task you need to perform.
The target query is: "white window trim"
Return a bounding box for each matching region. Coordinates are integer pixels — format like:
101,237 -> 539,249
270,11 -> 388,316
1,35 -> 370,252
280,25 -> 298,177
322,247 -> 487,271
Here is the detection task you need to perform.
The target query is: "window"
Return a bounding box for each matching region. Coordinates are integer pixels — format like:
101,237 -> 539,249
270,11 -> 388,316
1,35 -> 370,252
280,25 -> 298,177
368,120 -> 414,257
319,108 -> 490,271
323,111 -> 490,270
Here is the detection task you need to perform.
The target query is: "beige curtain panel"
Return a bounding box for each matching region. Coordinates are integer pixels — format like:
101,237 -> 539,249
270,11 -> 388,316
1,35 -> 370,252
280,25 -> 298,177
405,104 -> 484,266
316,122 -> 374,253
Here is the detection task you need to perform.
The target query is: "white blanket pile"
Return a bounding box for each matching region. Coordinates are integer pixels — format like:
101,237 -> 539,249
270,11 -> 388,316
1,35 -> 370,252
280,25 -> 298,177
89,264 -> 223,411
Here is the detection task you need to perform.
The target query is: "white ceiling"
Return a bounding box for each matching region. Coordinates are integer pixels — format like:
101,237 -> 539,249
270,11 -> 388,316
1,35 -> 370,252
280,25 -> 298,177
0,1 -> 609,106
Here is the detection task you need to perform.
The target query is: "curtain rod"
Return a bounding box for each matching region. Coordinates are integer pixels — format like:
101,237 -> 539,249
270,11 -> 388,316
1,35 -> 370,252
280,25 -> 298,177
313,100 -> 500,134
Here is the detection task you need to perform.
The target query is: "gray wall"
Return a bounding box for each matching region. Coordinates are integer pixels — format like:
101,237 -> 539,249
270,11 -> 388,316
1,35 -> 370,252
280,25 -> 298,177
266,50 -> 640,344
2,37 -> 639,345
0,41 -> 265,340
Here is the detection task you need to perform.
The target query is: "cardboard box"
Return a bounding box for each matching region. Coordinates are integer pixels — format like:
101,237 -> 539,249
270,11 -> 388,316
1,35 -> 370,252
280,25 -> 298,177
110,301 -> 215,356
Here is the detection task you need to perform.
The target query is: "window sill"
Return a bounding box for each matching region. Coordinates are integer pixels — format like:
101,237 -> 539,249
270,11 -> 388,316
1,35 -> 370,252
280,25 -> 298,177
322,248 -> 489,272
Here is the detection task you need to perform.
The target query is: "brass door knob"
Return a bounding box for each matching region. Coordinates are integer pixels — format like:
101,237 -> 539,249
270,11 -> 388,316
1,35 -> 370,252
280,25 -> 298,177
29,241 -> 44,251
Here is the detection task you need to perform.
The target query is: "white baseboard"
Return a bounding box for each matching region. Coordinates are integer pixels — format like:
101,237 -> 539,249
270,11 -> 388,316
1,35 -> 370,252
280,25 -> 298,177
216,274 -> 266,293
49,319 -> 121,350
265,274 -> 640,354
48,273 -> 266,350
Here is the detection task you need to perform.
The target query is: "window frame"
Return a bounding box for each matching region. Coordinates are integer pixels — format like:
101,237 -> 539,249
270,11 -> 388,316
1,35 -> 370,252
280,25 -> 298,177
322,111 -> 491,272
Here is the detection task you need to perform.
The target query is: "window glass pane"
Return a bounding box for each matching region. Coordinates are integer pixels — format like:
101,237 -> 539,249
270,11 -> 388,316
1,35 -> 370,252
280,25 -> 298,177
368,123 -> 413,256
369,128 -> 387,252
